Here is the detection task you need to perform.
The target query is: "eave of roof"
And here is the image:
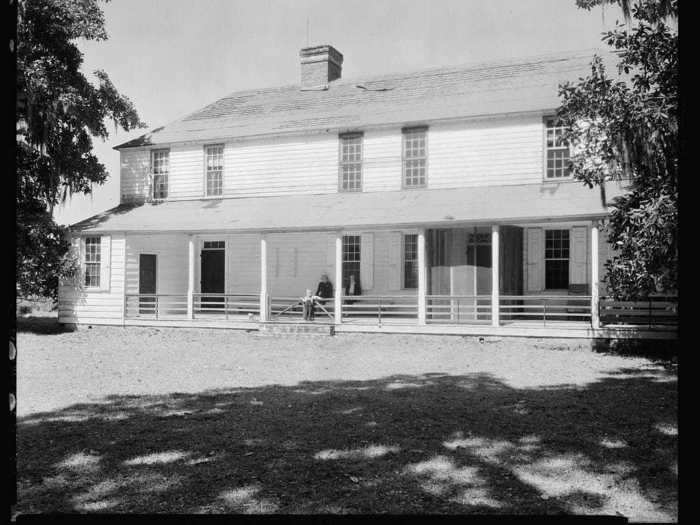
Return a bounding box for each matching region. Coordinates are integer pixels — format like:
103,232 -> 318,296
70,181 -> 625,235
114,49 -> 617,150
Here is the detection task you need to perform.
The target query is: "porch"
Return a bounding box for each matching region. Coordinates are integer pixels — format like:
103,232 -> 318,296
120,222 -> 678,339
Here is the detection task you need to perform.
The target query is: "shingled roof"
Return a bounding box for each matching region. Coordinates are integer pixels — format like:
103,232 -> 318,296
115,49 -> 613,149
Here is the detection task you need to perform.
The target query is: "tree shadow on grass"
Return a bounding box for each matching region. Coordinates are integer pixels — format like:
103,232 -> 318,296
17,316 -> 76,335
16,369 -> 677,519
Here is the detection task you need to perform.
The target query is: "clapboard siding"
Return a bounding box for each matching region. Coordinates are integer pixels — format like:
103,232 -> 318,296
58,234 -> 126,323
169,145 -> 204,198
226,234 -> 260,293
118,115 -> 552,202
363,129 -> 402,192
223,135 -> 337,198
125,234 -> 189,295
265,232 -> 335,296
429,116 -> 544,188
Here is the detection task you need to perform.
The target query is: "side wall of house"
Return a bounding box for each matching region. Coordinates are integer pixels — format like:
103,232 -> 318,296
119,114 -> 548,203
58,234 -> 126,325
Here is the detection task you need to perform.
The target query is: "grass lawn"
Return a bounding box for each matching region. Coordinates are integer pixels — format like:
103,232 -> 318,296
15,316 -> 677,519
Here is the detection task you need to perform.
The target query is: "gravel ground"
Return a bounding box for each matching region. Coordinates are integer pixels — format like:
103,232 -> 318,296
16,319 -> 677,519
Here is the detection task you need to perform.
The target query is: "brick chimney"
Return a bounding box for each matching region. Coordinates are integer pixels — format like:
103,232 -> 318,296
300,45 -> 343,88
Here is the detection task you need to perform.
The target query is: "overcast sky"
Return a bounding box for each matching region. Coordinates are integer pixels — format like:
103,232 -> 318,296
53,0 -> 619,225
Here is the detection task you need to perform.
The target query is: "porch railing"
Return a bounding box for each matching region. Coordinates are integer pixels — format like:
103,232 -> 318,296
125,294 -> 188,319
192,293 -> 260,319
499,295 -> 592,324
426,295 -> 492,324
599,296 -> 678,328
341,295 -> 418,325
270,296 -> 335,321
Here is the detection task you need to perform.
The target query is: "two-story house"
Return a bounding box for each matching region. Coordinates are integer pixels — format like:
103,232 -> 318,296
59,45 -> 668,338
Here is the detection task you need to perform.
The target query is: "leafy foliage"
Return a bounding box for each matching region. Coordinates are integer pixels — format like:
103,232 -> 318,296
558,0 -> 677,299
16,0 -> 146,299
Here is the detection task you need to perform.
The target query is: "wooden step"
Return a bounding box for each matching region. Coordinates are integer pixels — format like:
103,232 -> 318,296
258,322 -> 335,336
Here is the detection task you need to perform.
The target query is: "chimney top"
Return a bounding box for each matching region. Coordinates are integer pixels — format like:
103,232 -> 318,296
299,45 -> 343,89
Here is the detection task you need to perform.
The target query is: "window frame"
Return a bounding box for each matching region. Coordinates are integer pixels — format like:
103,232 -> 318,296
544,229 -> 570,290
151,148 -> 170,200
543,118 -> 572,180
402,233 -> 419,289
204,144 -> 224,197
342,234 -> 361,290
402,126 -> 428,189
338,132 -> 363,192
83,236 -> 101,289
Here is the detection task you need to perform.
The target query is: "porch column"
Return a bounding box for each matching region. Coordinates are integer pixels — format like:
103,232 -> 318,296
590,221 -> 601,329
259,235 -> 269,322
187,235 -> 195,319
417,228 -> 427,325
334,232 -> 343,324
491,225 -> 500,327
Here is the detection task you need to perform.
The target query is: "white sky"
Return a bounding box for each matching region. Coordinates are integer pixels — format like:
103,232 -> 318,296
53,0 -> 619,225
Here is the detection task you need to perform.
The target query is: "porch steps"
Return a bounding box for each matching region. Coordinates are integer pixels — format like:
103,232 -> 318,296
258,321 -> 335,336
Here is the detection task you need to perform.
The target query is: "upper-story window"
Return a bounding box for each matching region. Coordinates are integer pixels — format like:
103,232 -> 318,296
545,119 -> 571,179
205,144 -> 224,196
339,133 -> 362,192
151,149 -> 169,199
403,127 -> 427,188
84,236 -> 101,288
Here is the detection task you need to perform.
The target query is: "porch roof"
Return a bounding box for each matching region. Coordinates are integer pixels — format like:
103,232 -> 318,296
70,182 -> 624,234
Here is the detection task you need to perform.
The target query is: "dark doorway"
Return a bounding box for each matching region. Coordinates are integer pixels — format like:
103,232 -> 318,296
201,247 -> 225,310
139,254 -> 157,314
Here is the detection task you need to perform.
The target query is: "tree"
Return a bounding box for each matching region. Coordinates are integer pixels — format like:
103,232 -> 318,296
557,0 -> 678,299
16,0 -> 146,299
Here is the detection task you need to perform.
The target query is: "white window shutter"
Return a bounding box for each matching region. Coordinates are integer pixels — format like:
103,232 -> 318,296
388,232 -> 402,291
360,233 -> 374,291
570,226 -> 587,285
526,228 -> 544,292
100,235 -> 111,291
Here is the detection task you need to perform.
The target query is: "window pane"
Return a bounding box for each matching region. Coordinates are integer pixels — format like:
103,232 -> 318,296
84,237 -> 101,287
403,129 -> 427,187
342,235 -> 361,289
403,234 -> 418,288
339,135 -> 362,192
544,120 -> 570,179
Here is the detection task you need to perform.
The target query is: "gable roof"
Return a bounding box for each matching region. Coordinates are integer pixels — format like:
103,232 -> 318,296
115,49 -> 614,149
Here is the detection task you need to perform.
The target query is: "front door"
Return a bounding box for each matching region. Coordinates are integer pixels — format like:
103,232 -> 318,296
201,247 -> 225,309
139,254 -> 157,314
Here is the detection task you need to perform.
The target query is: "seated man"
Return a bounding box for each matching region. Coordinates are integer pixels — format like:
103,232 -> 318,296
314,273 -> 334,316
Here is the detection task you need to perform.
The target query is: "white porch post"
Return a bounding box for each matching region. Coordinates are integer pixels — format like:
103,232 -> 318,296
591,221 -> 601,329
260,235 -> 269,322
187,235 -> 195,319
334,232 -> 343,324
417,228 -> 427,325
491,225 -> 500,327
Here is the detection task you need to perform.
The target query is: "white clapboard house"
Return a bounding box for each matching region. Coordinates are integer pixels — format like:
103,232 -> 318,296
58,46 -> 676,337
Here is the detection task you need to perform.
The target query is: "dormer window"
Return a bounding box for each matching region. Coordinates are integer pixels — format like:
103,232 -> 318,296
545,119 -> 571,179
151,149 -> 169,199
205,144 -> 224,196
